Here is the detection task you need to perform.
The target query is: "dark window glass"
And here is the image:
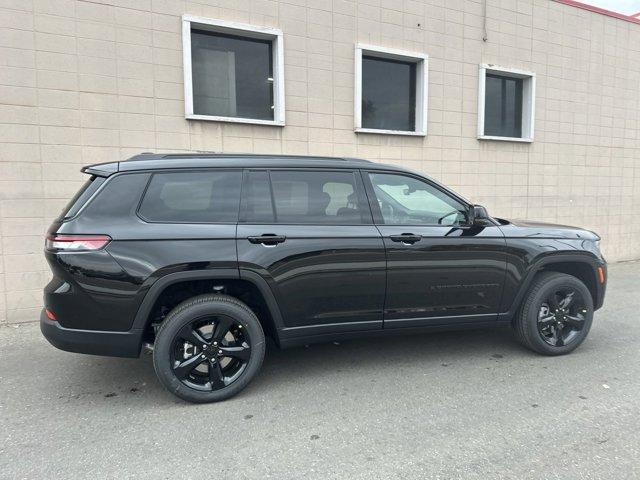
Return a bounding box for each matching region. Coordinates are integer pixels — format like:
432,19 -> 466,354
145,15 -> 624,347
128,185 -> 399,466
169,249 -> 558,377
59,175 -> 105,221
191,29 -> 273,120
83,174 -> 150,219
241,171 -> 275,223
484,74 -> 523,138
368,173 -> 467,226
270,171 -> 367,225
139,171 -> 241,223
362,56 -> 416,131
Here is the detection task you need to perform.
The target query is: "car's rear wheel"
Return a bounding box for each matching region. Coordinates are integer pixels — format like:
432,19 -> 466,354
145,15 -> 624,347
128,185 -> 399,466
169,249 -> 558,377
513,272 -> 594,355
153,294 -> 265,403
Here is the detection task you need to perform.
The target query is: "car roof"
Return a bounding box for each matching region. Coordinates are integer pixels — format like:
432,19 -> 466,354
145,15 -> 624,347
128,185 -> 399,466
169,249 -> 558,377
81,152 -> 472,206
83,152 -> 410,175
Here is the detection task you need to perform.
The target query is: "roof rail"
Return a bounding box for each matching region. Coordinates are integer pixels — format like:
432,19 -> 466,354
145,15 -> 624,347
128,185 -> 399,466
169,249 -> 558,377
124,152 -> 372,163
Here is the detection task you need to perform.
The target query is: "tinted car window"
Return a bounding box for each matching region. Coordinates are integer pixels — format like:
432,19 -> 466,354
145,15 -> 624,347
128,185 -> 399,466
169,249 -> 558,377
241,170 -> 275,223
269,171 -> 367,224
58,175 -> 106,221
368,173 -> 467,226
82,173 -> 150,220
139,171 -> 241,223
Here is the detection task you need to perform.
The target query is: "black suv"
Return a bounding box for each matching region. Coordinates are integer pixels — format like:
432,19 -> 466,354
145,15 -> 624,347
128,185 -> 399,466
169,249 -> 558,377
42,154 -> 607,403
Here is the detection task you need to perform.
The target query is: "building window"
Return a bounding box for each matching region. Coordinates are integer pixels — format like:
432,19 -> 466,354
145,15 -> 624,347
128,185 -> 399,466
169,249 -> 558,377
182,15 -> 285,126
477,65 -> 535,142
355,44 -> 428,136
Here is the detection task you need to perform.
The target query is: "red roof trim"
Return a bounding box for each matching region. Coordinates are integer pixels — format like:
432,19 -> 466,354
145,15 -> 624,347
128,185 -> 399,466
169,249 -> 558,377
553,0 -> 640,25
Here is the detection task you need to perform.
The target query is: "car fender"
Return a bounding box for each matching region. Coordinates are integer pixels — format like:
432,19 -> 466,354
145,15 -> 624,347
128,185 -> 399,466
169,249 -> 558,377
131,267 -> 286,341
503,251 -> 603,317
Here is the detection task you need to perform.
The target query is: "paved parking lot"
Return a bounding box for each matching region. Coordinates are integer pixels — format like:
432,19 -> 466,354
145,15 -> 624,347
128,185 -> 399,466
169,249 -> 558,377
1,262 -> 639,479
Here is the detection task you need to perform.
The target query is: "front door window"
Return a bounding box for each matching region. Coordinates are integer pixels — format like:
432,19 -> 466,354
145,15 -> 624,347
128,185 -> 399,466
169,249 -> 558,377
368,173 -> 467,226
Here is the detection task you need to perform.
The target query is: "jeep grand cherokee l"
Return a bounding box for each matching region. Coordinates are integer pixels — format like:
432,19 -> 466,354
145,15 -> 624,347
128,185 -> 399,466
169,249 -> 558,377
41,153 -> 607,403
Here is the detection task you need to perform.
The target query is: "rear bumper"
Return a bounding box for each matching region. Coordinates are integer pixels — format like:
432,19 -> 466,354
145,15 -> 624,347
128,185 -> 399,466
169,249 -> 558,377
40,310 -> 142,358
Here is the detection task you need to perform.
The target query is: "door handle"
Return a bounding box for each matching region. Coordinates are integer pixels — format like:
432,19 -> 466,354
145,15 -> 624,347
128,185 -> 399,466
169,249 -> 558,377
389,233 -> 422,245
247,234 -> 286,246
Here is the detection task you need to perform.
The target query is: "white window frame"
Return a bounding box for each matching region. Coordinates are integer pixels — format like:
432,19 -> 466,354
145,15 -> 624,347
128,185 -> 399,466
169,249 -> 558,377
477,64 -> 535,142
182,15 -> 285,126
354,44 -> 428,136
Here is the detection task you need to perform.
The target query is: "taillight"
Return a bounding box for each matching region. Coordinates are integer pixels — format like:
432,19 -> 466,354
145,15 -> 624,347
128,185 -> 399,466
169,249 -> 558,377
45,309 -> 57,321
45,234 -> 111,251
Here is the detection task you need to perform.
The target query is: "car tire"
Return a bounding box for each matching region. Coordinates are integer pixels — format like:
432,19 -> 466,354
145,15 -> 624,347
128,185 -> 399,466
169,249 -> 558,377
513,271 -> 594,356
153,294 -> 265,403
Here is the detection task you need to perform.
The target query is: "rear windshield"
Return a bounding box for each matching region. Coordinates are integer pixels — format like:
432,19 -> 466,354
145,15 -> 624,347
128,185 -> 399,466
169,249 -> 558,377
58,176 -> 106,221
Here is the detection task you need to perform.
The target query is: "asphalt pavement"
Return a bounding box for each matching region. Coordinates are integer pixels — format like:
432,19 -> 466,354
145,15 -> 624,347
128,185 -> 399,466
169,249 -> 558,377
1,261 -> 639,479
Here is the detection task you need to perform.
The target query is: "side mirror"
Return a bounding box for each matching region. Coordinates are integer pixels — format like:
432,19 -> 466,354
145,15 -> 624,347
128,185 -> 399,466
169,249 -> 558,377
468,204 -> 490,226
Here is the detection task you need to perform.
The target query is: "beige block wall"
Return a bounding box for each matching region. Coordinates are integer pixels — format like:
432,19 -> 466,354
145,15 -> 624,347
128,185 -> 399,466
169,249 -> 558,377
1,0 -> 639,324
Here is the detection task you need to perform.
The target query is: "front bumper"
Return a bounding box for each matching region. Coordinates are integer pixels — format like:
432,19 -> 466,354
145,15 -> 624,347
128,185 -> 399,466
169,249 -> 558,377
40,310 -> 142,358
595,262 -> 607,310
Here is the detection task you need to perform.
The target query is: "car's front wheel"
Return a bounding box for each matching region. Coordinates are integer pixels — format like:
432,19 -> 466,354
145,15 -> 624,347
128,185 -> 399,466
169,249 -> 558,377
513,272 -> 594,355
153,294 -> 265,403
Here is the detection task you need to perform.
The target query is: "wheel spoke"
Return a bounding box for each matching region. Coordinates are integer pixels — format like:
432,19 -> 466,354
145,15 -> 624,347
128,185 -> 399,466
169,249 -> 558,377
553,325 -> 565,347
558,291 -> 575,309
209,361 -> 225,389
174,354 -> 205,380
538,315 -> 555,327
564,314 -> 584,330
220,344 -> 251,362
547,294 -> 560,311
211,316 -> 234,343
177,324 -> 207,346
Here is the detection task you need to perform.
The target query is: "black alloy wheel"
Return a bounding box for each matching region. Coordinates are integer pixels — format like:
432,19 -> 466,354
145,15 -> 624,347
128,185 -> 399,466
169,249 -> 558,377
537,287 -> 589,347
153,294 -> 265,403
171,315 -> 252,391
513,271 -> 594,355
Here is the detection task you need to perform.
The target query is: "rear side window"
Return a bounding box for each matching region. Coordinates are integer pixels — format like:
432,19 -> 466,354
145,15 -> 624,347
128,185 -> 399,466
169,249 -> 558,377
241,171 -> 275,223
58,176 -> 105,221
139,171 -> 242,223
81,173 -> 150,220
270,170 -> 368,224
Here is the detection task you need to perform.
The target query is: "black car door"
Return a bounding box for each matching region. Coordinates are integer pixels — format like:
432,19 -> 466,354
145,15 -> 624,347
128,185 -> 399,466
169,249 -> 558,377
363,170 -> 507,328
236,169 -> 386,339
